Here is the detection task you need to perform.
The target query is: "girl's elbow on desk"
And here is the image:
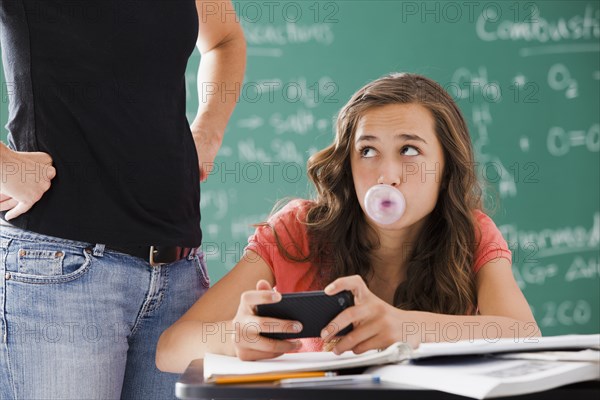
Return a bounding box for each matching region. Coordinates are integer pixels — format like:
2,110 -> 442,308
156,325 -> 193,374
408,311 -> 541,343
155,321 -> 204,374
155,329 -> 179,373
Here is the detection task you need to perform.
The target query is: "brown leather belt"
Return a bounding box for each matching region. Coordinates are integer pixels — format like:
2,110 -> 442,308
106,245 -> 196,266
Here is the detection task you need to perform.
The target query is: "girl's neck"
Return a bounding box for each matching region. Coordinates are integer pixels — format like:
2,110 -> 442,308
373,221 -> 423,265
369,219 -> 425,280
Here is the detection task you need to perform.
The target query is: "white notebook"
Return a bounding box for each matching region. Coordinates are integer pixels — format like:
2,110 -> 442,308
203,334 -> 600,381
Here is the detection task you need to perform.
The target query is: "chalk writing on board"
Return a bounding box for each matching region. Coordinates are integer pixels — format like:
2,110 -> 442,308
475,4 -> 600,44
238,115 -> 264,130
231,213 -> 268,239
565,256 -> 600,282
548,63 -> 579,99
513,262 -> 559,287
242,22 -> 335,47
451,66 -> 502,103
270,108 -> 331,135
513,254 -> 599,289
238,138 -> 306,164
519,136 -> 530,152
547,123 -> 600,156
238,139 -> 272,163
200,189 -> 229,219
535,299 -> 593,328
240,76 -> 338,107
469,102 -> 518,198
203,223 -> 221,237
271,108 -> 315,135
500,212 -> 599,259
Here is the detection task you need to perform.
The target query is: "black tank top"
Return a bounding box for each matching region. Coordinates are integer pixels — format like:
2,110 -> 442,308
0,0 -> 202,247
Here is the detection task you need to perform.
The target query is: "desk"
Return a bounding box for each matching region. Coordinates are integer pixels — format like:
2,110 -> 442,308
176,359 -> 600,400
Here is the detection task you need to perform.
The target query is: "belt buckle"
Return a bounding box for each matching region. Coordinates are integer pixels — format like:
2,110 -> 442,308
149,246 -> 166,267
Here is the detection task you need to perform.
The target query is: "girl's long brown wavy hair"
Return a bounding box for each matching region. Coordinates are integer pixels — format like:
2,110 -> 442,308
270,73 -> 482,315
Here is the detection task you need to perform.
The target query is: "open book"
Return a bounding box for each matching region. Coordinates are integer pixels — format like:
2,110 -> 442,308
367,354 -> 599,399
203,334 -> 599,397
203,334 -> 600,382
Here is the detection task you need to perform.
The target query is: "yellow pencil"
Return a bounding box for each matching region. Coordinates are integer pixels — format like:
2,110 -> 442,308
213,371 -> 335,385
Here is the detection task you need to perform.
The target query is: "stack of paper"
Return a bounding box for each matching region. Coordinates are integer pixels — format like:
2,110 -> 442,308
203,334 -> 600,398
203,343 -> 409,382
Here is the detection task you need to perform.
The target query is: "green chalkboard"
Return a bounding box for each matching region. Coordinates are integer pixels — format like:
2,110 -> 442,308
1,1 -> 599,336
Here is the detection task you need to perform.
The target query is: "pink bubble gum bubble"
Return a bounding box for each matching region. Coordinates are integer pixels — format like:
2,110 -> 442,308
364,184 -> 406,225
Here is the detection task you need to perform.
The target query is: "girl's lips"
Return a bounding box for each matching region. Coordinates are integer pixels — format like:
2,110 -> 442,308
380,200 -> 393,208
364,184 -> 406,225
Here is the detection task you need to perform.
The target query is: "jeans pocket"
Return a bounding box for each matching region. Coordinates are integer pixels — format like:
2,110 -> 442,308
18,249 -> 64,275
8,246 -> 93,284
193,251 -> 210,288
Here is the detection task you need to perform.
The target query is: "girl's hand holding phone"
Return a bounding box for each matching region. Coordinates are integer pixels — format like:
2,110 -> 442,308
323,275 -> 420,355
231,280 -> 302,361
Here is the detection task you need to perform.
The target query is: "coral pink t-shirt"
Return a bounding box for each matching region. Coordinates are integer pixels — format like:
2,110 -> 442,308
245,199 -> 511,351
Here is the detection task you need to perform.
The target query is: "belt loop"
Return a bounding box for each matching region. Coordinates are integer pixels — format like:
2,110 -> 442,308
188,246 -> 198,260
92,244 -> 106,257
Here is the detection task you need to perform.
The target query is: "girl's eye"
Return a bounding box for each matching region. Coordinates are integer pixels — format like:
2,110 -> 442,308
360,147 -> 377,158
401,145 -> 420,156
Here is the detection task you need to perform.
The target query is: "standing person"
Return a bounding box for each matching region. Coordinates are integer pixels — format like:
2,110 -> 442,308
156,73 -> 540,372
0,0 -> 245,399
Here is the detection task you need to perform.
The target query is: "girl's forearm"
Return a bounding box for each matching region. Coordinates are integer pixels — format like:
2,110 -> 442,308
403,311 -> 541,344
156,320 -> 236,373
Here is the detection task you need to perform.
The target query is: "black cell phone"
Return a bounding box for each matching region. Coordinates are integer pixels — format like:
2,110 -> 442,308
255,290 -> 354,340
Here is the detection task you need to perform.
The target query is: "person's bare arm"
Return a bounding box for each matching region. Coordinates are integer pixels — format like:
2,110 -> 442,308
192,0 -> 246,181
398,258 -> 541,346
322,258 -> 540,354
156,251 -> 294,373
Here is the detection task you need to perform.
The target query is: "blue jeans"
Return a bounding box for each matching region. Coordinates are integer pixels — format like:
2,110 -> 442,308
0,224 -> 209,399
